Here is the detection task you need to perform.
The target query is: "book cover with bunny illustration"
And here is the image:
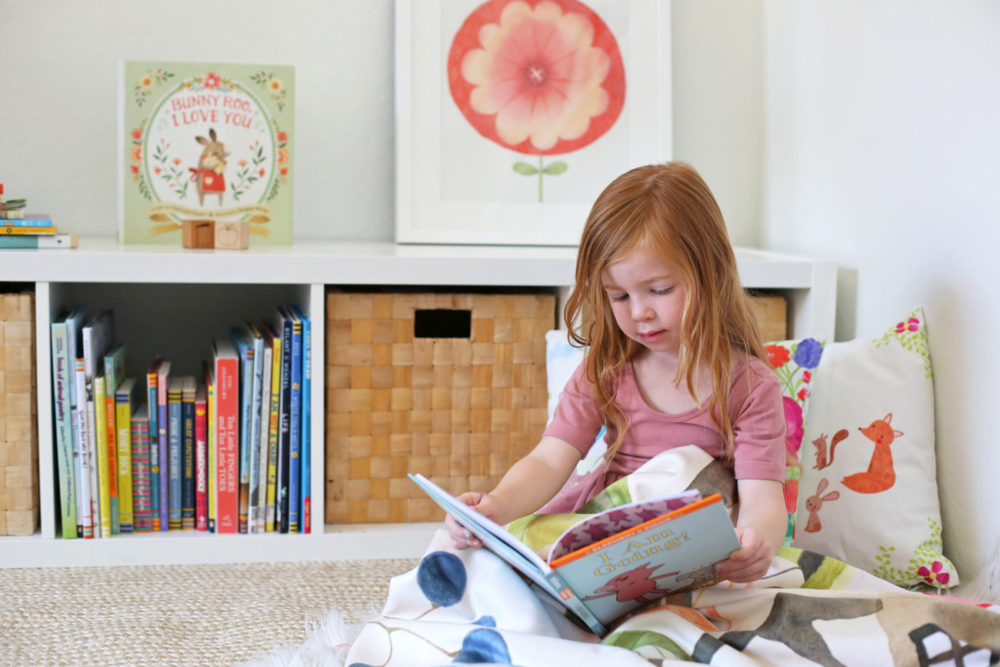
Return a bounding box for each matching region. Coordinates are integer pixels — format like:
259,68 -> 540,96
119,61 -> 294,245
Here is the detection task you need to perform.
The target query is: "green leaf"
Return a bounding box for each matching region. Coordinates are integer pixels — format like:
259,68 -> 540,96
542,161 -> 568,175
513,162 -> 539,175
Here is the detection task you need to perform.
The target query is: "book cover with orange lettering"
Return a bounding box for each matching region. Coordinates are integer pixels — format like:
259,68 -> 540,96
409,474 -> 740,636
119,60 -> 294,246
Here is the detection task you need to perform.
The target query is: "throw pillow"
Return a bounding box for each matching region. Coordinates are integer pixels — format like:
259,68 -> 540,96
791,307 -> 958,590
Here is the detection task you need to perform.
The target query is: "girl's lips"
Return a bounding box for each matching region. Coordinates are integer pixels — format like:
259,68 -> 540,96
638,330 -> 665,342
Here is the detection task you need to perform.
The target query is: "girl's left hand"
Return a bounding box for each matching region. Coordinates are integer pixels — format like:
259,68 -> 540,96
714,526 -> 775,583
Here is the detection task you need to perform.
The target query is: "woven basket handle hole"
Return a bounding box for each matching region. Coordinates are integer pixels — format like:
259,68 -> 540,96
414,309 -> 472,339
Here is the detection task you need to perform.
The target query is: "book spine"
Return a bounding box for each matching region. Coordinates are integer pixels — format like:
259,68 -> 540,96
0,225 -> 58,235
86,394 -> 101,537
255,342 -> 272,534
50,321 -> 77,538
157,368 -> 170,532
181,380 -> 196,530
195,388 -> 208,531
265,330 -> 282,532
0,216 -> 53,227
94,376 -> 112,538
206,369 -> 216,533
115,387 -> 134,533
288,314 -> 302,533
73,360 -> 93,538
542,571 -> 607,636
132,418 -> 152,531
104,389 -> 119,533
0,234 -> 77,248
168,384 -> 182,530
215,356 -> 239,534
147,366 -> 160,532
247,332 -> 264,534
298,309 -> 311,534
277,315 -> 292,533
234,334 -> 252,534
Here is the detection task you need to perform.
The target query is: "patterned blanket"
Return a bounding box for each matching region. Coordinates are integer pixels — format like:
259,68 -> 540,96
346,449 -> 1000,666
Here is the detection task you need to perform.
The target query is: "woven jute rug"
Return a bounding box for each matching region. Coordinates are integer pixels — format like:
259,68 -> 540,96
0,558 -> 418,666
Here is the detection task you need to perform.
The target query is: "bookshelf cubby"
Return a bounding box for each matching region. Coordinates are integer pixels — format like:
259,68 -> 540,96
0,238 -> 836,567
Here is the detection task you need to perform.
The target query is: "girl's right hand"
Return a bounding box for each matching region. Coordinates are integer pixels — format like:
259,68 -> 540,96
444,491 -> 497,549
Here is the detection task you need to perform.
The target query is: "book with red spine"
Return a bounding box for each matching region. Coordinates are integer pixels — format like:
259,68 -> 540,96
213,337 -> 240,534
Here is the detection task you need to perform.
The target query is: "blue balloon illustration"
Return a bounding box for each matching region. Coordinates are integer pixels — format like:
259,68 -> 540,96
473,615 -> 497,627
417,551 -> 467,607
453,628 -> 512,664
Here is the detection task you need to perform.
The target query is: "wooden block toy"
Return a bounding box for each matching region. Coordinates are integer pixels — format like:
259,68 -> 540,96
182,219 -> 216,249
214,220 -> 250,250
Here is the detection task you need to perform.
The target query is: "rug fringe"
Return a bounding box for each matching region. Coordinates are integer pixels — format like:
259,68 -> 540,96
244,607 -> 363,667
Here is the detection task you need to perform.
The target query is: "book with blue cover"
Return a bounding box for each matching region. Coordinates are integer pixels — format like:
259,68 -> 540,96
167,375 -> 184,530
284,307 -> 302,533
290,304 -> 311,534
409,474 -> 740,636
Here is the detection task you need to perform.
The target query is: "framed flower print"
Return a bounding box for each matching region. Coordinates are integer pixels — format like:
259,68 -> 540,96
395,0 -> 672,245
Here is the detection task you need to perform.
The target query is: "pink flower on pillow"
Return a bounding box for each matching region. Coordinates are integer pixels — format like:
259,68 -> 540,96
895,317 -> 921,333
917,561 -> 951,587
783,396 -> 803,457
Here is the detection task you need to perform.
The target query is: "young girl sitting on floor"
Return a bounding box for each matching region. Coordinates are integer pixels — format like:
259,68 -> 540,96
446,162 -> 787,583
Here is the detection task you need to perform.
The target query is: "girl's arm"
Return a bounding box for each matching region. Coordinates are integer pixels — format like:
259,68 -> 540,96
715,478 -> 786,583
446,436 -> 582,547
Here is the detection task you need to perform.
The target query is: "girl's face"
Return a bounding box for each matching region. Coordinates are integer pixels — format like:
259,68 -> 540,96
601,244 -> 686,357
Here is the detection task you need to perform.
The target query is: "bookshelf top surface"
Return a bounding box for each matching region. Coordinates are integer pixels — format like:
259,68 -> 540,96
0,237 -> 823,288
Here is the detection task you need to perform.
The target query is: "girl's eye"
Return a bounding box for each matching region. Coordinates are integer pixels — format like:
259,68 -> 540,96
608,292 -> 628,302
652,287 -> 674,295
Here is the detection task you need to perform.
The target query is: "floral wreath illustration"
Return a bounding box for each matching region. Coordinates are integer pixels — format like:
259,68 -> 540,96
447,0 -> 625,202
128,70 -> 290,236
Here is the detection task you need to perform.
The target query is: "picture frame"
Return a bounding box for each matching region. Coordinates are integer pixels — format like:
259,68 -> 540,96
395,0 -> 672,246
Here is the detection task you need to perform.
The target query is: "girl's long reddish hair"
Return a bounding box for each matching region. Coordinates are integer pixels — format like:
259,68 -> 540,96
564,162 -> 766,463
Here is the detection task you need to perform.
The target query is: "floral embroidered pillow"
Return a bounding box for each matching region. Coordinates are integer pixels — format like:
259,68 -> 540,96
791,307 -> 958,589
765,337 -> 825,545
546,330 -> 824,546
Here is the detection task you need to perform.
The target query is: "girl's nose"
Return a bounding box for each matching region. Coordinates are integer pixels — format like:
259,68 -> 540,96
631,297 -> 653,321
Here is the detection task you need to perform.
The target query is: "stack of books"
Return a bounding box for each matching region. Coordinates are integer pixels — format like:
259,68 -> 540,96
0,184 -> 76,249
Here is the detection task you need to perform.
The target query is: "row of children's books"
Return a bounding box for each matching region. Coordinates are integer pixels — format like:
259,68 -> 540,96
50,305 -> 312,538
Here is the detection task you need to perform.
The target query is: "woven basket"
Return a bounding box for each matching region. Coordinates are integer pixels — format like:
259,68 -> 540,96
747,293 -> 788,342
326,290 -> 555,523
0,290 -> 38,536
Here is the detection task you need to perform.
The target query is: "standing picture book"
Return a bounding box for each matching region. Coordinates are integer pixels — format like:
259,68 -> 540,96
120,60 -> 294,246
408,474 -> 741,636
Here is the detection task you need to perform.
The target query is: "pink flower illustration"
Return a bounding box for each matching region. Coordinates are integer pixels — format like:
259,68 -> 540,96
449,0 -> 624,154
766,344 -> 791,369
895,317 -> 920,333
917,561 -> 950,587
204,72 -> 222,89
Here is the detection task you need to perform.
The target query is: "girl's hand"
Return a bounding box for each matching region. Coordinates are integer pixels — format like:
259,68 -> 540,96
444,492 -> 499,549
714,526 -> 775,583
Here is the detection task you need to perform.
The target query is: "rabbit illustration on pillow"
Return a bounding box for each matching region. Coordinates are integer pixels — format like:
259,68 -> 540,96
803,478 -> 840,533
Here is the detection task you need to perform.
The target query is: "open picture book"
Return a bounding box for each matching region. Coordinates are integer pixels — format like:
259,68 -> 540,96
408,473 -> 741,636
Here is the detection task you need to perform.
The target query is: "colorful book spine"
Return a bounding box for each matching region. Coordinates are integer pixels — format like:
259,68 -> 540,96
50,313 -> 78,538
205,364 -> 216,532
264,323 -> 282,532
82,310 -> 113,537
256,335 -> 273,534
93,376 -> 112,538
245,324 -> 265,534
167,376 -> 183,530
292,305 -> 312,534
286,307 -> 303,533
146,359 -> 162,532
213,338 -> 240,534
0,233 -> 76,249
232,327 -> 254,533
274,309 -> 293,533
181,376 -> 196,530
0,214 -> 53,226
103,343 -> 126,534
73,358 -> 93,538
156,360 -> 171,532
195,383 -> 208,532
131,405 -> 152,532
115,377 -> 137,533
0,224 -> 57,235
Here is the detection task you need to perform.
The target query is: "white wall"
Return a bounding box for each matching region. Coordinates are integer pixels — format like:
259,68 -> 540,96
761,0 -> 1000,589
1,0 -> 396,241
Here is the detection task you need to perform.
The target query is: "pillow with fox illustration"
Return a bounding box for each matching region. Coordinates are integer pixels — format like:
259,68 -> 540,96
791,307 -> 958,589
545,329 -> 824,547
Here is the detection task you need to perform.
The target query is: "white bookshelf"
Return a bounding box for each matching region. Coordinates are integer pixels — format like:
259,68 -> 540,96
0,238 -> 836,568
